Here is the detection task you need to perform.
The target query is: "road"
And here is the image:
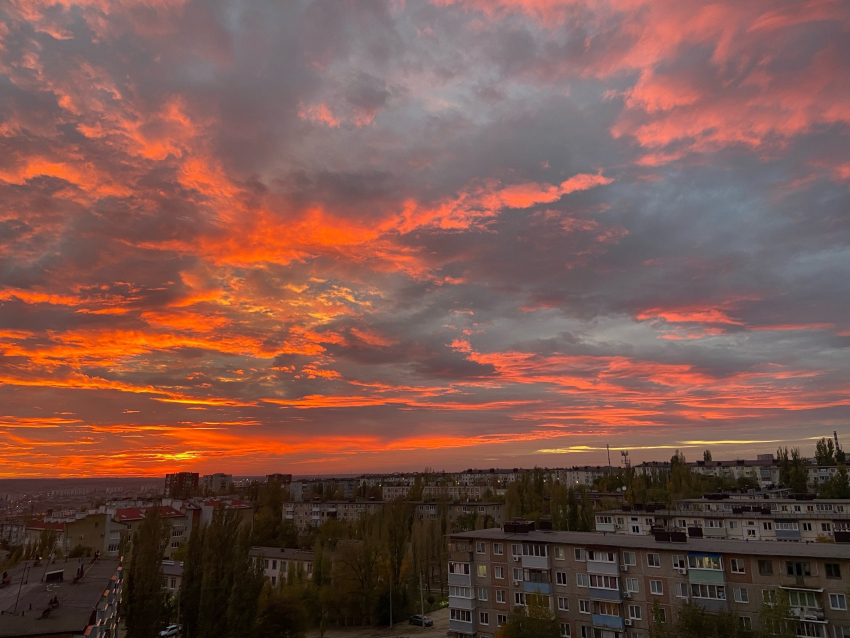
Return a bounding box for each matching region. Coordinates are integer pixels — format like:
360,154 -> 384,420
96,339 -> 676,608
306,607 -> 450,638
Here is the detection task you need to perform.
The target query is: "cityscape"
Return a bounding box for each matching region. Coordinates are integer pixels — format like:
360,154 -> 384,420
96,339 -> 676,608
1,0 -> 849,637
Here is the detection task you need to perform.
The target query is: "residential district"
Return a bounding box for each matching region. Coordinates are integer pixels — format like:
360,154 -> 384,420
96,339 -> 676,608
2,438 -> 850,638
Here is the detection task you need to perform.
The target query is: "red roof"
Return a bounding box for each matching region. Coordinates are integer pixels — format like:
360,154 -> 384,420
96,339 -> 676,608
115,506 -> 184,522
27,520 -> 66,531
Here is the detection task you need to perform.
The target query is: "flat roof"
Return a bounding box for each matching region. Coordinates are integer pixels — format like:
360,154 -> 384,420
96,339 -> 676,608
449,528 -> 850,559
250,547 -> 314,561
0,558 -> 120,637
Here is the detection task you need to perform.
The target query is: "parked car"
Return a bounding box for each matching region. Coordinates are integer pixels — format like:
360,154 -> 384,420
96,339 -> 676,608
409,615 -> 433,627
159,625 -> 181,637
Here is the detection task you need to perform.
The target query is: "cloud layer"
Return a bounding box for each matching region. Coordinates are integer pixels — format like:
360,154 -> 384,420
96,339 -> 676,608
0,0 -> 848,476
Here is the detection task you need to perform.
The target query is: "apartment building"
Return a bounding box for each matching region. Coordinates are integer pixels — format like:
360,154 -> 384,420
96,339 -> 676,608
414,502 -> 505,529
447,525 -> 850,638
251,547 -> 314,586
164,472 -> 199,498
114,505 -> 188,558
383,485 -> 411,500
201,473 -> 233,494
283,501 -> 384,532
289,479 -> 359,502
422,485 -> 485,501
596,497 -> 850,542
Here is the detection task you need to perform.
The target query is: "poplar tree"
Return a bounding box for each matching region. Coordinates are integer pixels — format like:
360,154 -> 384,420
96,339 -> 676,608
126,508 -> 170,638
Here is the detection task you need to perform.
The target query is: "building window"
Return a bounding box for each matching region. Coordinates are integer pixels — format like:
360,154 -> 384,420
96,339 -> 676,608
557,572 -> 568,585
589,575 -> 619,590
480,612 -> 489,625
763,589 -> 777,604
478,588 -> 488,601
730,558 -> 745,574
786,561 -> 812,577
588,550 -> 616,563
789,591 -> 817,608
739,617 -> 752,630
496,589 -> 506,603
675,583 -> 688,598
622,551 -> 636,566
734,588 -> 749,603
478,564 -> 487,578
688,555 -> 722,570
559,623 -> 571,637
823,523 -> 832,532
803,523 -> 812,531
830,594 -> 848,611
513,568 -> 522,581
762,522 -> 772,530
575,548 -> 586,562
271,576 -> 276,585
576,573 -> 589,588
579,600 -> 590,614
272,560 -> 277,570
826,563 -> 842,579
450,609 -> 472,622
655,607 -> 667,623
758,560 -> 773,576
647,553 -> 660,568
554,547 -> 565,560
495,566 -> 505,580
514,592 -> 527,606
558,597 -> 569,611
264,559 -> 269,569
690,584 -> 726,600
580,627 -> 590,638
627,578 -> 639,593
629,605 -> 642,620
672,555 -> 685,569
497,614 -> 507,627
494,543 -> 504,556
650,580 -> 663,595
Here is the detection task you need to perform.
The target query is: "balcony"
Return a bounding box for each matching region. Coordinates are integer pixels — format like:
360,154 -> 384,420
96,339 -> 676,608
592,614 -> 625,631
450,551 -> 473,562
449,619 -> 475,634
596,522 -> 616,533
524,581 -> 553,595
776,528 -> 802,540
688,569 -> 725,585
449,596 -> 475,610
589,587 -> 622,602
691,598 -> 729,613
521,555 -> 550,570
448,573 -> 472,586
586,560 -> 619,576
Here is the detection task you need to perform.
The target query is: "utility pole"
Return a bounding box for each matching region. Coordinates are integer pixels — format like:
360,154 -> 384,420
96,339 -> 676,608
606,444 -> 611,473
13,561 -> 29,614
389,569 -> 393,628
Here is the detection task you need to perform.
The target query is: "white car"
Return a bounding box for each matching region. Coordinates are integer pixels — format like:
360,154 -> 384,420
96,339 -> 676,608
159,625 -> 181,637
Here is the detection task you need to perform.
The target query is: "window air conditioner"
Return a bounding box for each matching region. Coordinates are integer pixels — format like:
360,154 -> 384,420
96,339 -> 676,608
625,619 -> 633,626
677,567 -> 687,575
620,564 -> 629,572
622,591 -> 631,598
514,556 -> 521,562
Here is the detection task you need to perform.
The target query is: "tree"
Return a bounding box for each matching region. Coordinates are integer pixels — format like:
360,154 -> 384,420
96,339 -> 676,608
225,526 -> 265,637
180,522 -> 205,638
578,488 -> 593,532
648,600 -> 674,638
818,465 -> 850,499
496,597 -> 559,638
703,449 -> 712,462
255,590 -> 308,638
126,509 -> 171,638
789,448 -> 808,493
566,488 -> 579,531
815,437 -> 836,466
777,447 -> 791,486
759,590 -> 797,637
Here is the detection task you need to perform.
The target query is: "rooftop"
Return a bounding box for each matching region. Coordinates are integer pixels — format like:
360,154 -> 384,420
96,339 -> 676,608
250,547 -> 315,561
0,557 -> 121,637
449,528 -> 850,559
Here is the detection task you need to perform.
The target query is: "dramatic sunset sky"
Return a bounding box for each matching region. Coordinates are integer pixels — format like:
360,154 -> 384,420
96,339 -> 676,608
1,0 -> 849,477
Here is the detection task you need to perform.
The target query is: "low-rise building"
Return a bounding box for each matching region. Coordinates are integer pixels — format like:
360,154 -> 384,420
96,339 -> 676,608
0,557 -> 123,638
283,501 -> 384,532
382,486 -> 411,500
163,559 -> 183,594
250,547 -> 314,587
114,506 -> 187,559
448,525 -> 850,638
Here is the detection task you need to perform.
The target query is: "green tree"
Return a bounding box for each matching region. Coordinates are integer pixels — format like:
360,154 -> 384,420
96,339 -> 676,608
777,447 -> 791,486
180,523 -> 205,638
649,600 -> 674,638
225,526 -> 265,637
789,448 -> 809,493
496,597 -> 559,638
815,437 -> 836,466
255,590 -> 308,638
566,488 -> 579,531
818,464 -> 850,499
126,509 -> 171,638
703,449 -> 712,462
578,488 -> 594,532
759,590 -> 797,637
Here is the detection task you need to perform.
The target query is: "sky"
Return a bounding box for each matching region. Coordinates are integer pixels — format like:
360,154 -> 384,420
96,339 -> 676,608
0,0 -> 849,478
